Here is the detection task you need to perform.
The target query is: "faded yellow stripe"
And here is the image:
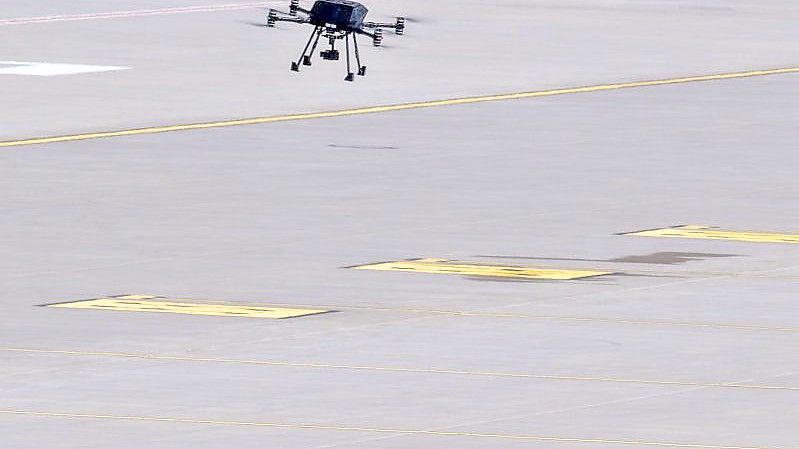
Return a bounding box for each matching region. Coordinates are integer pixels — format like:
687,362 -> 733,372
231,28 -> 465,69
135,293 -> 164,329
2,67 -> 799,147
623,225 -> 799,244
45,296 -> 328,319
351,258 -> 612,280
0,409 -> 776,448
3,347 -> 797,391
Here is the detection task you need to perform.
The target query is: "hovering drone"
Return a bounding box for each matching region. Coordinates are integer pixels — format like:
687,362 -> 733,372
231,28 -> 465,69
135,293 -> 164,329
266,0 -> 406,81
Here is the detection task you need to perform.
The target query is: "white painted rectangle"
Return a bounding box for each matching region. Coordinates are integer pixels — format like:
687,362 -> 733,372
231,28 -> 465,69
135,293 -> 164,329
0,61 -> 130,76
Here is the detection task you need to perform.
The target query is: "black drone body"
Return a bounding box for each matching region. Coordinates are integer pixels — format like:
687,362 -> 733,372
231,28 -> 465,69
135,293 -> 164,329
266,0 -> 405,81
307,0 -> 368,29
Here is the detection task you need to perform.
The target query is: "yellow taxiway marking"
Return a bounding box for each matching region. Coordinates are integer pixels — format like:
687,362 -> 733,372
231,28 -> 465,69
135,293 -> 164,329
351,258 -> 613,280
43,295 -> 329,319
622,225 -> 799,244
2,67 -> 798,147
0,410 -> 779,448
4,348 -> 797,392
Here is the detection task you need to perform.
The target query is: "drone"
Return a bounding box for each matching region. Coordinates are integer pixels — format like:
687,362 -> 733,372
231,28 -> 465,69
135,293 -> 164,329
266,0 -> 406,81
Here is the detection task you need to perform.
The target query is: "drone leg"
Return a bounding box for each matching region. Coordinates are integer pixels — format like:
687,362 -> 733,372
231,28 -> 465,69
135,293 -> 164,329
304,27 -> 323,66
344,33 -> 355,81
292,26 -> 319,72
353,33 -> 366,76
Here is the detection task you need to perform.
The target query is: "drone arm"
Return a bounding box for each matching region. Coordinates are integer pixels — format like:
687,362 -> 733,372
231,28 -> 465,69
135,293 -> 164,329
288,0 -> 311,16
280,16 -> 310,24
363,18 -> 405,35
354,27 -> 383,47
363,22 -> 393,28
267,9 -> 310,26
354,28 -> 376,39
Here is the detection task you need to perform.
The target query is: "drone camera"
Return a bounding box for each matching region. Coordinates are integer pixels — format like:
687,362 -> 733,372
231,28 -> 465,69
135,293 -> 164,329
321,49 -> 340,60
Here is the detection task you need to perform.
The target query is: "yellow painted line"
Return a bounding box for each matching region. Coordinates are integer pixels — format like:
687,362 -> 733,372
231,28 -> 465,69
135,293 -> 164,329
43,295 -> 329,319
351,258 -> 613,280
0,409 -> 779,448
4,347 -> 797,392
622,225 -> 799,244
2,67 -> 799,148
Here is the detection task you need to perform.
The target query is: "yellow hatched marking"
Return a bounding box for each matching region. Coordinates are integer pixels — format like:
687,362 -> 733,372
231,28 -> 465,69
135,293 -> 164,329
352,258 -> 612,280
2,67 -> 799,148
624,225 -> 799,244
46,296 -> 328,319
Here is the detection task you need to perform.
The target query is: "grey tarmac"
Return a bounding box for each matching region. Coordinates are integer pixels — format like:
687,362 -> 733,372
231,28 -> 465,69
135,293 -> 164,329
1,1 -> 799,448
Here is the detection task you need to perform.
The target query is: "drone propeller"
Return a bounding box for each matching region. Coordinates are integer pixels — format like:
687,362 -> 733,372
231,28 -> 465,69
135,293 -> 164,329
365,15 -> 424,36
373,15 -> 426,24
241,20 -> 271,28
401,16 -> 426,24
255,6 -> 293,15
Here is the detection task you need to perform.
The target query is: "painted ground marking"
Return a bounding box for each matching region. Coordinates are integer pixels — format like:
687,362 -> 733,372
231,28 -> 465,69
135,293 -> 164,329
350,258 -> 613,280
42,295 -> 330,319
1,67 -> 798,147
0,410 -> 781,448
3,347 -> 797,392
621,225 -> 799,244
0,2 -> 279,26
0,61 -> 130,76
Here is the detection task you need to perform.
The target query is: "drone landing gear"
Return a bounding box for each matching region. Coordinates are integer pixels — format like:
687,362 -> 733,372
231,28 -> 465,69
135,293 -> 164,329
353,33 -> 366,77
289,29 -> 367,82
291,25 -> 324,72
344,33 -> 366,82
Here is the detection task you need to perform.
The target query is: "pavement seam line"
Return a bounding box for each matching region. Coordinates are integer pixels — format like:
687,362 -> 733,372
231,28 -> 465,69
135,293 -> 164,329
82,299 -> 796,333
1,66 -> 798,147
0,409 -> 777,448
3,348 -> 797,391
291,304 -> 799,332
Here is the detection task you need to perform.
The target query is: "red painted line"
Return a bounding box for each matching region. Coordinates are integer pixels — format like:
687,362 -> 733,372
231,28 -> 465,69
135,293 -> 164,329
0,2 -> 278,26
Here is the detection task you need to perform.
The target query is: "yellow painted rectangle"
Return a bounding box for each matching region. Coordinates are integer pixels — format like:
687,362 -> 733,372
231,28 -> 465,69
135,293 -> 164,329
45,295 -> 329,319
623,225 -> 799,244
351,258 -> 612,280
